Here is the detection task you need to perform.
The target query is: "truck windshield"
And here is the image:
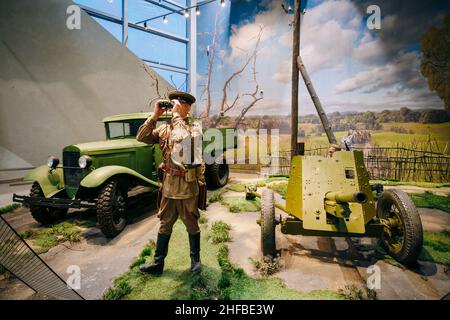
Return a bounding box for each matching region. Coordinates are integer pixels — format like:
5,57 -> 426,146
106,118 -> 171,139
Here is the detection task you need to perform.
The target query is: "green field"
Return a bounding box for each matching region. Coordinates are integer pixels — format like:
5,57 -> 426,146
305,122 -> 450,152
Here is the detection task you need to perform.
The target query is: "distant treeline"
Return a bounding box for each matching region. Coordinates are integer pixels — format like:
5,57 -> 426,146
219,107 -> 449,133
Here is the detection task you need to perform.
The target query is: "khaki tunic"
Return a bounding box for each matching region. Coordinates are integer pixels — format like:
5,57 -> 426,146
136,114 -> 203,235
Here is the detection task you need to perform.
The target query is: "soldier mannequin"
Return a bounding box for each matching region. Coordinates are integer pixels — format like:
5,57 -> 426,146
136,91 -> 203,275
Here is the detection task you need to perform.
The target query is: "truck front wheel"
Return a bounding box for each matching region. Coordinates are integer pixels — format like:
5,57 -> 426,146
205,163 -> 229,190
97,180 -> 127,238
29,182 -> 67,225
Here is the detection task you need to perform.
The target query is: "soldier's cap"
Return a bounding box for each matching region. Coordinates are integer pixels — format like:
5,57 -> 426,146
168,91 -> 196,105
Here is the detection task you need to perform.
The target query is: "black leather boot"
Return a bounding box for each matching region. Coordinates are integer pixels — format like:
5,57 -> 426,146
139,233 -> 171,275
189,232 -> 201,274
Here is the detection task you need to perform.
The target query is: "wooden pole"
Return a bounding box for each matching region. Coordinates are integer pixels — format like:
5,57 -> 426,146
291,0 -> 301,157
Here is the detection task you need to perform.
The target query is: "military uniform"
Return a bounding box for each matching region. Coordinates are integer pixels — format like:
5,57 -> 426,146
136,113 -> 203,235
136,91 -> 203,275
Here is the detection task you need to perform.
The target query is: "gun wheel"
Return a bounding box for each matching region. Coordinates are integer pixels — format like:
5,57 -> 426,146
376,189 -> 423,266
261,189 -> 276,258
97,180 -> 127,238
29,182 -> 67,225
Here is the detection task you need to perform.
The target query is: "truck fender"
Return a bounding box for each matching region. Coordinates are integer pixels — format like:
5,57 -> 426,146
80,165 -> 161,189
23,165 -> 64,198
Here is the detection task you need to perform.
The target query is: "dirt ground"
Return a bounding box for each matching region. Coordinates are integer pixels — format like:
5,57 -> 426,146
1,172 -> 449,300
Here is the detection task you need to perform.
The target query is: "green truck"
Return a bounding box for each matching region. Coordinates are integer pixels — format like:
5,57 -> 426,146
13,113 -> 233,238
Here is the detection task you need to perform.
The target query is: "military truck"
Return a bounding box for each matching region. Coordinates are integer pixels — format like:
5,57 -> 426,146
13,113 -> 233,238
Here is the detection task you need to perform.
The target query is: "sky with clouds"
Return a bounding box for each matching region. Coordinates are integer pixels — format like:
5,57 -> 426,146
196,0 -> 449,117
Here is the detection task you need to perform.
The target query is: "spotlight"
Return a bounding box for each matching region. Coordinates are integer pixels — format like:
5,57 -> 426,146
184,9 -> 189,18
196,6 -> 200,15
220,0 -> 226,7
163,15 -> 168,23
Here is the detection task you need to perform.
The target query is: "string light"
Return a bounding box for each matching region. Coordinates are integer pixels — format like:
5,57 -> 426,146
140,0 -> 229,26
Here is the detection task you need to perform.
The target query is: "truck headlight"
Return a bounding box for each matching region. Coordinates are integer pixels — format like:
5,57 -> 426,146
47,156 -> 60,169
78,155 -> 92,169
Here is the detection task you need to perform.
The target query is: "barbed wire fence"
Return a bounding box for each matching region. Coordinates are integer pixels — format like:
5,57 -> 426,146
0,215 -> 84,300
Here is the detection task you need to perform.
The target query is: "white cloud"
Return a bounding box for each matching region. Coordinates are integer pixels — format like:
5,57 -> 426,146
272,60 -> 291,83
203,0 -> 444,115
227,1 -> 286,64
336,51 -> 424,94
278,0 -> 361,74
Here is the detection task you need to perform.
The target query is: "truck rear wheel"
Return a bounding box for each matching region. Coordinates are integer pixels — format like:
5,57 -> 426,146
376,189 -> 423,266
29,182 -> 67,225
261,189 -> 276,258
205,163 -> 229,190
97,180 -> 127,238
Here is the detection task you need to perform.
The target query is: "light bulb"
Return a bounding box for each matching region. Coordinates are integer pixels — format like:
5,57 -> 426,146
163,15 -> 168,23
184,9 -> 189,18
221,0 -> 226,7
196,6 -> 200,15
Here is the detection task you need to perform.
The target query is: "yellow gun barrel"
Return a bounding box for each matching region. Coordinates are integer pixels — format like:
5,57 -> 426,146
325,191 -> 367,204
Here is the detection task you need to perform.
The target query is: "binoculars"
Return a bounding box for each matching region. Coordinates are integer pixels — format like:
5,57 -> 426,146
159,100 -> 174,109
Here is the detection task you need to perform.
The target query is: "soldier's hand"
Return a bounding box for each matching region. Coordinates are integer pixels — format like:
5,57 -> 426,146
150,99 -> 166,120
327,144 -> 341,158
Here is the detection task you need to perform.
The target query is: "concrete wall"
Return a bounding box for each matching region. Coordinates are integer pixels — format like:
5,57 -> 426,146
0,0 -> 173,180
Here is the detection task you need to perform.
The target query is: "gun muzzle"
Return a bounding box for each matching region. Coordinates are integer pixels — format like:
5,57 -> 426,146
325,191 -> 368,204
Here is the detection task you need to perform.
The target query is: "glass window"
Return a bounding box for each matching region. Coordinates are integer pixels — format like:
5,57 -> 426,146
108,122 -> 126,138
128,27 -> 187,69
128,0 -> 187,38
74,0 -> 122,18
170,0 -> 187,6
92,17 -> 123,42
152,66 -> 187,91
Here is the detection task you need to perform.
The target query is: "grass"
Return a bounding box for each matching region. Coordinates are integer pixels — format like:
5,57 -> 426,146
19,221 -> 82,253
103,278 -> 132,300
338,285 -> 365,300
102,221 -> 223,300
268,182 -> 288,198
0,203 -> 20,215
370,180 -> 450,189
219,196 -> 260,213
129,241 -> 155,269
306,122 -> 450,151
207,189 -> 227,203
420,231 -> 450,267
226,183 -> 246,192
104,218 -> 346,300
409,192 -> 450,213
250,256 -> 284,277
209,221 -> 232,244
198,214 -> 208,225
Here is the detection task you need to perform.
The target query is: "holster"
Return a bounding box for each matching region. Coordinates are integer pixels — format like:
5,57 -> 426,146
158,163 -> 165,182
197,183 -> 207,210
157,187 -> 162,210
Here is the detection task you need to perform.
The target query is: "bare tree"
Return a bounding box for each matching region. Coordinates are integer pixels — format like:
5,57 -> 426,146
213,26 -> 264,127
198,11 -> 220,118
142,63 -> 171,109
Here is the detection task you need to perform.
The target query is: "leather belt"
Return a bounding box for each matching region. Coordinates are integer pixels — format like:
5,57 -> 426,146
161,163 -> 185,177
